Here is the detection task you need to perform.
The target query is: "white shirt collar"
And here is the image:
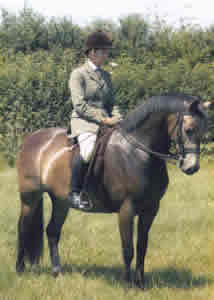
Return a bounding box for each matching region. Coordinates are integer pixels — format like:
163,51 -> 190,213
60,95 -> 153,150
88,59 -> 99,71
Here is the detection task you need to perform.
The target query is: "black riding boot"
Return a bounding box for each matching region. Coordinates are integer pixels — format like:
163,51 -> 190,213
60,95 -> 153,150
67,153 -> 90,210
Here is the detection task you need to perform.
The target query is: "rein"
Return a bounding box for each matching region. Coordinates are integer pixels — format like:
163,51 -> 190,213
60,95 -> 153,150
118,112 -> 200,164
119,128 -> 179,164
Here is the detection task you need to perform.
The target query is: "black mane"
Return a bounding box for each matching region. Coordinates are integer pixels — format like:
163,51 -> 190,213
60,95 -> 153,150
119,94 -> 199,133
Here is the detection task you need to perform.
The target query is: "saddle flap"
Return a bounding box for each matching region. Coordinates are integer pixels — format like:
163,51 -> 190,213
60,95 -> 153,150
89,126 -> 115,178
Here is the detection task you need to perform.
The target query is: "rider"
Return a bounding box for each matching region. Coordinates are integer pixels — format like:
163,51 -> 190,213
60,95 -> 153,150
68,30 -> 122,210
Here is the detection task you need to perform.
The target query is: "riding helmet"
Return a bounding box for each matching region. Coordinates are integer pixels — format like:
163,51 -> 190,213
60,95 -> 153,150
84,30 -> 113,54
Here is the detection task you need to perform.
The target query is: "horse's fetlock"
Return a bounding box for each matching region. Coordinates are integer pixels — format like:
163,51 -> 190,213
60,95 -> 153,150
52,265 -> 62,277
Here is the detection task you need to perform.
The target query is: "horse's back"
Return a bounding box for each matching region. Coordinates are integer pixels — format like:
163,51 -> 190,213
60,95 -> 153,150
17,127 -> 69,194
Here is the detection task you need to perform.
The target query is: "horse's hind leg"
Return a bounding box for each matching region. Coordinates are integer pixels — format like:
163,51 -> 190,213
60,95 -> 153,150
16,192 -> 44,273
46,192 -> 69,277
118,199 -> 135,283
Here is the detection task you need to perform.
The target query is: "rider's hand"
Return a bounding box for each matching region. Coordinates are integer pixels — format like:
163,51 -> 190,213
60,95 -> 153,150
102,116 -> 121,126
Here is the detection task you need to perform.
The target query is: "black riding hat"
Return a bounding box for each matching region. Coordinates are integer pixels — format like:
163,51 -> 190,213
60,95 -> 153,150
84,31 -> 113,54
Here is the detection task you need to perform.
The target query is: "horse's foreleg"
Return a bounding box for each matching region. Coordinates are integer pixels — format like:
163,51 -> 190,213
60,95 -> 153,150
118,199 -> 135,283
135,213 -> 156,288
46,193 -> 69,277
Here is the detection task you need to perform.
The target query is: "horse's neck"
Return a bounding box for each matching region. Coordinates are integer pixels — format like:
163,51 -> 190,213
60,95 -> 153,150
132,113 -> 170,152
167,114 -> 179,139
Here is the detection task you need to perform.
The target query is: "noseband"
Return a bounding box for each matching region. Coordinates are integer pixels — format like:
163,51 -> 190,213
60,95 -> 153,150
119,112 -> 201,163
175,113 -> 201,159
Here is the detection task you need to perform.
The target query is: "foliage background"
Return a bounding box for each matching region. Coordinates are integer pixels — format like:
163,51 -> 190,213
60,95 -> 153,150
0,8 -> 214,164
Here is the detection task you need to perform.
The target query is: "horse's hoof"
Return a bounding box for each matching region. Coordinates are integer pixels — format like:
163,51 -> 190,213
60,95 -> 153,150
16,263 -> 25,274
136,282 -> 145,290
134,273 -> 146,289
52,266 -> 62,277
30,264 -> 40,274
134,278 -> 146,290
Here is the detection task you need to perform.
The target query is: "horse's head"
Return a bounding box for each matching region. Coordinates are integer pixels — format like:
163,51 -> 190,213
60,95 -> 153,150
171,100 -> 209,175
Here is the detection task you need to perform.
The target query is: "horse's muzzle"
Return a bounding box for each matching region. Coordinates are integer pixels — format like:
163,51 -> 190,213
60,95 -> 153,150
182,164 -> 200,175
178,154 -> 200,175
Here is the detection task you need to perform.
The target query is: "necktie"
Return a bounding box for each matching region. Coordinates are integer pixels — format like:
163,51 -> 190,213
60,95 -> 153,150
96,68 -> 102,74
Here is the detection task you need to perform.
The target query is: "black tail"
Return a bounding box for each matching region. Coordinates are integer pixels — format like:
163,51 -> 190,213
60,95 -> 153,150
17,194 -> 44,270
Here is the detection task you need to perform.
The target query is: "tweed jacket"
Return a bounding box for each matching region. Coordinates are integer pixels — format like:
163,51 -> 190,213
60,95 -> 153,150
69,61 -> 121,136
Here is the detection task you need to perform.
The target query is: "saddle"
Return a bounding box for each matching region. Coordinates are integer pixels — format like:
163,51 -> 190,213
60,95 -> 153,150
84,125 -> 115,186
67,125 -> 115,188
68,126 -> 115,212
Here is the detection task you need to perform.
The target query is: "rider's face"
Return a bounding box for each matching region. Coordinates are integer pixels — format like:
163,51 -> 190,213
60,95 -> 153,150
89,48 -> 110,67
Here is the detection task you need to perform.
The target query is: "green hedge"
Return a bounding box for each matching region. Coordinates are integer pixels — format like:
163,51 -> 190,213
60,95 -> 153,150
0,50 -> 214,165
0,48 -> 77,164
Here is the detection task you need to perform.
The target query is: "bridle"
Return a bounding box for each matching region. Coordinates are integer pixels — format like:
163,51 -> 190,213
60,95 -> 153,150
119,112 -> 201,164
175,113 -> 201,158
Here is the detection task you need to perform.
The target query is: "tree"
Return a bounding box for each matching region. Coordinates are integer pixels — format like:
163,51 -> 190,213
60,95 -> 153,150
118,14 -> 150,61
0,7 -> 48,52
47,17 -> 84,50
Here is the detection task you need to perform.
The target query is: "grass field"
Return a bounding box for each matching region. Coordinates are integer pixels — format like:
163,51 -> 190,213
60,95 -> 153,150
0,157 -> 213,300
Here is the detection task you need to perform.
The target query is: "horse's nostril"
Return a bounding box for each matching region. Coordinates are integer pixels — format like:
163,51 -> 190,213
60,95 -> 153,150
184,165 -> 200,175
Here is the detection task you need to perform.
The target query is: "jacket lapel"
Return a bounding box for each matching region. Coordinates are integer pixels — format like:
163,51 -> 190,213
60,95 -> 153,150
84,62 -> 105,88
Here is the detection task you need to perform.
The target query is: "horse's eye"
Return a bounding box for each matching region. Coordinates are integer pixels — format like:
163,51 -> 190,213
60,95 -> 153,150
186,128 -> 194,136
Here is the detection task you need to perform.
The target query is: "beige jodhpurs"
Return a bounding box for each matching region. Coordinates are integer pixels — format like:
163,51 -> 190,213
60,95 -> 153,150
77,132 -> 97,163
